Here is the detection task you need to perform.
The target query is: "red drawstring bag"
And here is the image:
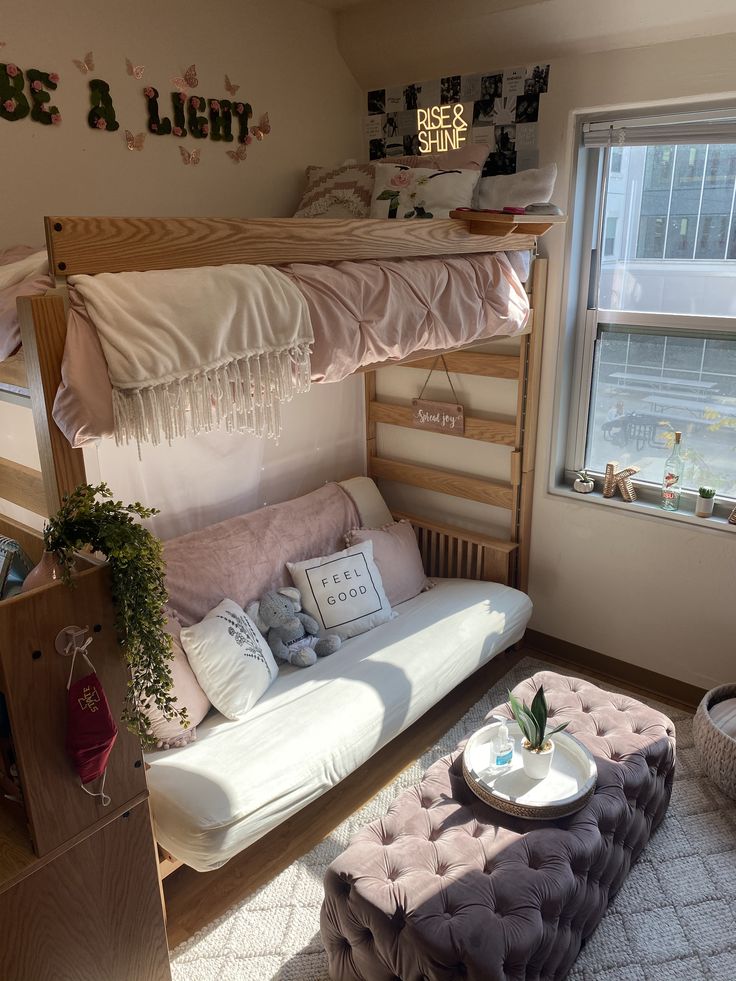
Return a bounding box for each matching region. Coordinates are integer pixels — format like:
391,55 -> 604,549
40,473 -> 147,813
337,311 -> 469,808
66,638 -> 118,806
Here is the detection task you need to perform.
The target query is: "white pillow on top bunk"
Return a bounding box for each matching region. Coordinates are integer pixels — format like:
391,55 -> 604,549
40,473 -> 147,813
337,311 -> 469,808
370,164 -> 479,220
475,162 -> 557,211
292,146 -> 489,220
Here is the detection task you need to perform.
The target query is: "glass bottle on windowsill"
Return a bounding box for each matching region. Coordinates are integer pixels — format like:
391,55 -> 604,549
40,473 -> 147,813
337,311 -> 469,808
661,431 -> 683,511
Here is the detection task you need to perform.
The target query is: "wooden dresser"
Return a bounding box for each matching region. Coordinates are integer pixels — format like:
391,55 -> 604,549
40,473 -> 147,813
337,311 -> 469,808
0,555 -> 171,981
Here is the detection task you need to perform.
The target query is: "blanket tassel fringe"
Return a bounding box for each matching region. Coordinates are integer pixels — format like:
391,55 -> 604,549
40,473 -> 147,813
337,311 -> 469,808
112,345 -> 312,448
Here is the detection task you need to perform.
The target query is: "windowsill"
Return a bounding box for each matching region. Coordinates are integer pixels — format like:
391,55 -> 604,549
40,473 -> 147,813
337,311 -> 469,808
549,482 -> 736,535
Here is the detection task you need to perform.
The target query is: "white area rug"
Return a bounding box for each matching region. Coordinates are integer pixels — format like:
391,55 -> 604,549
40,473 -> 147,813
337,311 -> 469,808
170,656 -> 736,980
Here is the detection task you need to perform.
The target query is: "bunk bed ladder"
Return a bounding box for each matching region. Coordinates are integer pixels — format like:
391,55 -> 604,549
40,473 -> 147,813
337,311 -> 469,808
365,255 -> 548,593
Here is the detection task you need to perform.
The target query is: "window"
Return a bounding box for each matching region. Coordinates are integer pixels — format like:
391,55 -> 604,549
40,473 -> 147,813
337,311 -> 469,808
603,216 -> 617,256
566,111 -> 736,515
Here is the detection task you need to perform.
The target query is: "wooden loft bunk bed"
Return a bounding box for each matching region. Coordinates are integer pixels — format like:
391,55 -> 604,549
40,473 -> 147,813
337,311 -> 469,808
3,211 -> 559,595
0,214 -> 560,925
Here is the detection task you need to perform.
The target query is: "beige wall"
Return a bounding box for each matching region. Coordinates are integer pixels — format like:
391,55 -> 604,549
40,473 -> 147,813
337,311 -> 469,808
1,0 -> 368,536
336,12 -> 736,690
2,0 -> 363,246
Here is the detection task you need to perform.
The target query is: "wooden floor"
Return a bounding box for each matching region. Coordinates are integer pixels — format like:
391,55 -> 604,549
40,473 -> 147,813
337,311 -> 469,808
163,643 -> 698,948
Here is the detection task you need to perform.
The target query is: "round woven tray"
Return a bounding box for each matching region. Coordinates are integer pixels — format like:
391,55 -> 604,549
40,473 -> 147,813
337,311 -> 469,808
461,722 -> 597,821
693,683 -> 736,800
462,755 -> 596,820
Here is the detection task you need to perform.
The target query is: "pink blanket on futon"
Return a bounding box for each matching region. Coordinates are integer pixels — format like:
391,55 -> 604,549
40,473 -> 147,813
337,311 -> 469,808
52,251 -> 529,447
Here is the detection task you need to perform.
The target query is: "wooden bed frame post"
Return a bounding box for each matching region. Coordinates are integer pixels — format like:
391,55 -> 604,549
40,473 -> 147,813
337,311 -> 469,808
513,257 -> 547,593
17,292 -> 87,515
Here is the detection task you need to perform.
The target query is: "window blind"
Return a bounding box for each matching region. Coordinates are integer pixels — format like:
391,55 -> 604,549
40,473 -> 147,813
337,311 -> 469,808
582,108 -> 736,147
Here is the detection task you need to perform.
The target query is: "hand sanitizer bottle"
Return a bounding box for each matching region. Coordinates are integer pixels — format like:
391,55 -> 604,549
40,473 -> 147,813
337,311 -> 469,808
492,723 -> 514,772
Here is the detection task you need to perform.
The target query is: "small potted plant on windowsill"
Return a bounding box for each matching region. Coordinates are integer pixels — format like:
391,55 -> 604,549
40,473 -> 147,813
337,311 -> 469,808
695,486 -> 716,518
573,470 -> 595,494
508,685 -> 569,780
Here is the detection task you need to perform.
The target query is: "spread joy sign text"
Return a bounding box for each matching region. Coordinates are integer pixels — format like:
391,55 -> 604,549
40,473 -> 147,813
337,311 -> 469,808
411,399 -> 465,435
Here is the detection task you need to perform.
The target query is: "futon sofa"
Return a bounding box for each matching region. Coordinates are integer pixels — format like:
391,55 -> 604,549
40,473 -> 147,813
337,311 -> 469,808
145,478 -> 532,872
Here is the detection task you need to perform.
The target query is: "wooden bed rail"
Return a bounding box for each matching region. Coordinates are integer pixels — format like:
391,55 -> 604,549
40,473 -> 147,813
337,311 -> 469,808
394,510 -> 517,586
0,458 -> 46,516
44,215 -> 538,277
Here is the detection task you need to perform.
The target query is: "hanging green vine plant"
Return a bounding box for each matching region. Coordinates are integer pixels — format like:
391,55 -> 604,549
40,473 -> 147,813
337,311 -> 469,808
43,482 -> 185,745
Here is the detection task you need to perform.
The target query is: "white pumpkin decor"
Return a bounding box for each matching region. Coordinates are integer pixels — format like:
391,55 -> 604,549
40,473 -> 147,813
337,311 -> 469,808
573,470 -> 595,494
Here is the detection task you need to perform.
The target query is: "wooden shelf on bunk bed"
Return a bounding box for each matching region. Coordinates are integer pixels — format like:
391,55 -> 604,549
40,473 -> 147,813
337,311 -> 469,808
449,209 -> 566,237
42,214 -> 555,277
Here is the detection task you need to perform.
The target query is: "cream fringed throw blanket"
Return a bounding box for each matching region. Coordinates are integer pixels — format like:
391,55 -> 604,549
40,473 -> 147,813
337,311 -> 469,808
68,263 -> 313,445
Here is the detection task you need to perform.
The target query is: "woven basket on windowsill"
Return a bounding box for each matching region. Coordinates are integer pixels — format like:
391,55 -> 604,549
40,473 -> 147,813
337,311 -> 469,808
693,683 -> 736,800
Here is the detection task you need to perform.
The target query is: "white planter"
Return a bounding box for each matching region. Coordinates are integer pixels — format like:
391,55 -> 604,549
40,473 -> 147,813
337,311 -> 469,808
573,479 -> 595,494
521,740 -> 555,780
695,497 -> 715,517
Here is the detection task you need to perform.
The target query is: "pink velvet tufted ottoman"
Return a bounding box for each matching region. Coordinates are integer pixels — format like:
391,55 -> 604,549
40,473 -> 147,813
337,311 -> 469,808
321,671 -> 676,981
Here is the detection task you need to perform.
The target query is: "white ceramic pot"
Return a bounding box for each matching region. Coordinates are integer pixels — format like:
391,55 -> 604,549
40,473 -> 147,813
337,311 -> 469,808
521,740 -> 555,780
695,497 -> 715,517
573,479 -> 595,494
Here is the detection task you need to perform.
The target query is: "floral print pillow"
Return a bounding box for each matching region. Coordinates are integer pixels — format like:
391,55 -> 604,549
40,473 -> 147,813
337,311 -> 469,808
369,164 -> 480,220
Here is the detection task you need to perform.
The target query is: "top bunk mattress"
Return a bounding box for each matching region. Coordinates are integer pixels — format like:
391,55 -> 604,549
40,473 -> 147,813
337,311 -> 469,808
51,250 -> 530,447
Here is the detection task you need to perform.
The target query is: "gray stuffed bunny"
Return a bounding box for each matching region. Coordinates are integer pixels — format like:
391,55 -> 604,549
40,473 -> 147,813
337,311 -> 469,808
246,587 -> 341,668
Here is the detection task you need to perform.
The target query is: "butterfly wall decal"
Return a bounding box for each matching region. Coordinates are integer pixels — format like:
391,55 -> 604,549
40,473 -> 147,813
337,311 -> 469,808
125,57 -> 144,80
72,51 -> 95,74
250,112 -> 271,141
224,74 -> 240,96
226,143 -> 248,163
179,145 -> 201,166
171,64 -> 198,93
125,130 -> 146,151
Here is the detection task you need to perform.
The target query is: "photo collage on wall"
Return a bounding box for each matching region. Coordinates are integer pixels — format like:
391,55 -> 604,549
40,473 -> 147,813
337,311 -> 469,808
365,64 -> 550,176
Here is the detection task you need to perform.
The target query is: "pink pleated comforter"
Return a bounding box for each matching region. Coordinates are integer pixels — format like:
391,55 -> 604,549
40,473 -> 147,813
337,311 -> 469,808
6,250 -> 529,447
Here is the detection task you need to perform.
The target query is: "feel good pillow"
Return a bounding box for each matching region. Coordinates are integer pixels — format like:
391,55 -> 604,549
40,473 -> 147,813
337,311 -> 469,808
346,521 -> 430,607
180,599 -> 278,720
287,541 -> 392,640
370,164 -> 479,220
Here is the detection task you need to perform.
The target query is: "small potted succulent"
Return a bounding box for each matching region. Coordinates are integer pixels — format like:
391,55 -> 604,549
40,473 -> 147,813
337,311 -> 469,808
573,469 -> 595,494
695,486 -> 716,518
508,685 -> 569,780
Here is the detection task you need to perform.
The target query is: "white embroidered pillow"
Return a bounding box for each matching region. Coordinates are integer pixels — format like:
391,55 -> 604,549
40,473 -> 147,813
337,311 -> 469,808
294,163 -> 375,218
370,164 -> 479,220
287,541 -> 393,641
180,598 -> 278,720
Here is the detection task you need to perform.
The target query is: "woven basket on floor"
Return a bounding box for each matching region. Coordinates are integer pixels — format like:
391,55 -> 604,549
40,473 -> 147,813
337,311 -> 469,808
693,683 -> 736,799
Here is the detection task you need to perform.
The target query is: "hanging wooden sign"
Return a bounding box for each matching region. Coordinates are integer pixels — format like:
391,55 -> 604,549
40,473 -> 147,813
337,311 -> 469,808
411,398 -> 465,435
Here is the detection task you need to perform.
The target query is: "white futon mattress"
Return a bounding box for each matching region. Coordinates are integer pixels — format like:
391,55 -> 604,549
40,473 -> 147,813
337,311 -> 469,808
146,578 -> 532,871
